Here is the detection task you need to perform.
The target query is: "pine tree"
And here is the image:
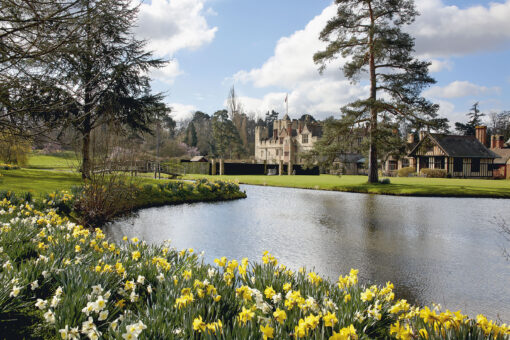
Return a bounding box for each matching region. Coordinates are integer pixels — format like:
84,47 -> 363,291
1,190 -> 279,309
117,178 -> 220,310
314,0 -> 438,183
455,102 -> 485,136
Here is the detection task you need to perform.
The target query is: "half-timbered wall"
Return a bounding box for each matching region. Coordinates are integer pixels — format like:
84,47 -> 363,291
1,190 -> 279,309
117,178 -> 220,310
446,158 -> 493,178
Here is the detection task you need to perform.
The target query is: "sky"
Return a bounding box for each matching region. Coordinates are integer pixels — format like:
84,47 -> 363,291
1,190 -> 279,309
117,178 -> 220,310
134,0 -> 510,126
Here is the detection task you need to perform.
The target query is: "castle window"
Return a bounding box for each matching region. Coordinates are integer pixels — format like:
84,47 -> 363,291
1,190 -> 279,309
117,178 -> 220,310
261,151 -> 264,157
302,134 -> 308,144
284,152 -> 289,157
276,149 -> 279,156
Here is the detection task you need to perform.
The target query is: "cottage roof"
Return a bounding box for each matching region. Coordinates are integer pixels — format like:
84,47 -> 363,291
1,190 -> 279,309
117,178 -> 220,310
491,148 -> 510,164
190,156 -> 208,162
408,133 -> 497,158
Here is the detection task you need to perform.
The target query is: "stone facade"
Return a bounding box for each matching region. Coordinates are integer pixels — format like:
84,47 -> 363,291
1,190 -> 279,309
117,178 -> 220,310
255,114 -> 321,164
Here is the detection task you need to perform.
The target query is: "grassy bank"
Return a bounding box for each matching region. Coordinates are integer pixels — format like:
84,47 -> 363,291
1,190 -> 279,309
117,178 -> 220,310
0,200 -> 508,339
0,169 -> 246,225
184,174 -> 510,198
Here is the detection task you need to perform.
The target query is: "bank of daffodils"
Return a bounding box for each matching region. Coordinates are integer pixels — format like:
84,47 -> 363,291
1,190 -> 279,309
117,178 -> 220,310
0,197 -> 509,339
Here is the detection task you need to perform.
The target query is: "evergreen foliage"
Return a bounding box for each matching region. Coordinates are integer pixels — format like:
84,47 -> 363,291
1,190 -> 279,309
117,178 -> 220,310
455,102 -> 485,136
212,110 -> 245,159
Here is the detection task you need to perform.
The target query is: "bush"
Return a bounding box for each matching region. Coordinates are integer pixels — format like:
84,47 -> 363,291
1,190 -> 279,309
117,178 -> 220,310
397,167 -> 416,177
420,168 -> 447,178
73,173 -> 139,227
0,164 -> 20,170
380,178 -> 391,184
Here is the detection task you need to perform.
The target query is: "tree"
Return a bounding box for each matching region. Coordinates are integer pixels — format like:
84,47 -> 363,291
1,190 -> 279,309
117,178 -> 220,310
227,85 -> 243,120
40,0 -> 166,178
184,122 -> 198,147
489,110 -> 510,141
314,0 -> 438,183
0,0 -> 88,136
162,115 -> 176,138
211,110 -> 244,159
455,102 -> 485,136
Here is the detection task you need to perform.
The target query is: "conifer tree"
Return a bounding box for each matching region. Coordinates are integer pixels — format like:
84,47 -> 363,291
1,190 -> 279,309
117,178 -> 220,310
42,0 -> 166,178
455,102 -> 485,136
314,0 -> 438,183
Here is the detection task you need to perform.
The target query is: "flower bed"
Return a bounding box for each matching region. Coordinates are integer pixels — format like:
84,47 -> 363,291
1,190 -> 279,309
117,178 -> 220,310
0,197 -> 509,339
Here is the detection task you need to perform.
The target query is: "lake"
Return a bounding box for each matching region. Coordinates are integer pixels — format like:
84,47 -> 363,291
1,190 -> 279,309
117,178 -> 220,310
105,184 -> 510,322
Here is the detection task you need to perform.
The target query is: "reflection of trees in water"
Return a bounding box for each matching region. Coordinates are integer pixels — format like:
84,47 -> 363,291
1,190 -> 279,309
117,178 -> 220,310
358,194 -> 429,307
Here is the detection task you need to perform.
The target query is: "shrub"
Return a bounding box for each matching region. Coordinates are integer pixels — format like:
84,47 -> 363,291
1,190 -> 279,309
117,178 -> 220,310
73,173 -> 139,227
397,167 -> 416,177
380,178 -> 391,184
0,164 -> 20,170
420,168 -> 447,178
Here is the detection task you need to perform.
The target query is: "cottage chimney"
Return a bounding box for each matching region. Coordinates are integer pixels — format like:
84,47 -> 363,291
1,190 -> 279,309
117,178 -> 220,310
419,131 -> 426,141
492,134 -> 505,149
407,133 -> 415,144
475,126 -> 487,146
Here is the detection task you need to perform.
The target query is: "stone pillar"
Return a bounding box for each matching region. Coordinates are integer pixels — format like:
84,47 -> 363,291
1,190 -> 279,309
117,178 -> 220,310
279,160 -> 283,176
219,159 -> 224,175
211,159 -> 216,175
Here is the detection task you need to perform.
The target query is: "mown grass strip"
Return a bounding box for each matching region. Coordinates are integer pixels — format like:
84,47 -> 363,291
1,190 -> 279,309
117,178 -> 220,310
184,174 -> 510,198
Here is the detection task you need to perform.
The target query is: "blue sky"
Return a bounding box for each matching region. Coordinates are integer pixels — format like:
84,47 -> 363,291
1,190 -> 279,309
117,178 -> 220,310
135,0 -> 510,126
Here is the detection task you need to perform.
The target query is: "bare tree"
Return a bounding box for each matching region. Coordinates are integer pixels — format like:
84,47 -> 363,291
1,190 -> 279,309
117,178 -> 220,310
227,85 -> 243,120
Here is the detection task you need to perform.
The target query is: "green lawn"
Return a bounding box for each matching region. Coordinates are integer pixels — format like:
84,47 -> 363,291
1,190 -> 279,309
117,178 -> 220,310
0,169 -> 175,197
184,174 -> 510,198
27,152 -> 79,170
0,169 -> 82,196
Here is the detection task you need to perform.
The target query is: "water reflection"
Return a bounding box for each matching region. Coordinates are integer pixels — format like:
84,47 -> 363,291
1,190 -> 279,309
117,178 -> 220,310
105,185 -> 510,322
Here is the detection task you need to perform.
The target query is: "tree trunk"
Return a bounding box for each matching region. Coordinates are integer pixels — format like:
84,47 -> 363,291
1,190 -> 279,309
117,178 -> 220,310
81,128 -> 91,179
367,0 -> 379,183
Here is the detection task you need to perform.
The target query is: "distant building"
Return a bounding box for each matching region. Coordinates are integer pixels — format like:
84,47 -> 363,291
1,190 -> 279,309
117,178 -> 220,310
407,126 -> 497,178
190,156 -> 208,162
490,134 -> 510,179
255,114 -> 322,164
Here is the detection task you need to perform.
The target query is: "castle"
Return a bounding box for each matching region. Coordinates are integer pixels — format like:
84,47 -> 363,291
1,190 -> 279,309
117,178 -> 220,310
254,114 -> 322,164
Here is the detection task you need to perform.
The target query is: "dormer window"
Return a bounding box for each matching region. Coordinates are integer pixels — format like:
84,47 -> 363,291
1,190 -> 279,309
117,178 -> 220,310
302,134 -> 309,144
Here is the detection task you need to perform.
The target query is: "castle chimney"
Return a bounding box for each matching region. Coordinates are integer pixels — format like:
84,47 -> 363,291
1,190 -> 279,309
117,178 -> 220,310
287,122 -> 292,136
491,135 -> 496,149
475,126 -> 487,146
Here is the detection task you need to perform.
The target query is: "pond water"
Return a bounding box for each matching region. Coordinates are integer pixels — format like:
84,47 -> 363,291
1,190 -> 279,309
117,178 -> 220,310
105,185 -> 510,322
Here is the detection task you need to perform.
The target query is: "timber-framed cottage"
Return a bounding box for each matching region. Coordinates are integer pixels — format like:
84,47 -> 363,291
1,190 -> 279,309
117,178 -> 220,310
407,126 -> 497,178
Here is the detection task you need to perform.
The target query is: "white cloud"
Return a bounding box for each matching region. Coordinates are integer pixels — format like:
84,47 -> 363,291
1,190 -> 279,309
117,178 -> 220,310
234,5 -> 343,89
232,1 -> 510,119
150,60 -> 183,84
136,0 -> 217,57
412,0 -> 510,57
168,102 -> 197,121
424,81 -> 501,99
236,80 -> 369,120
428,59 -> 452,73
